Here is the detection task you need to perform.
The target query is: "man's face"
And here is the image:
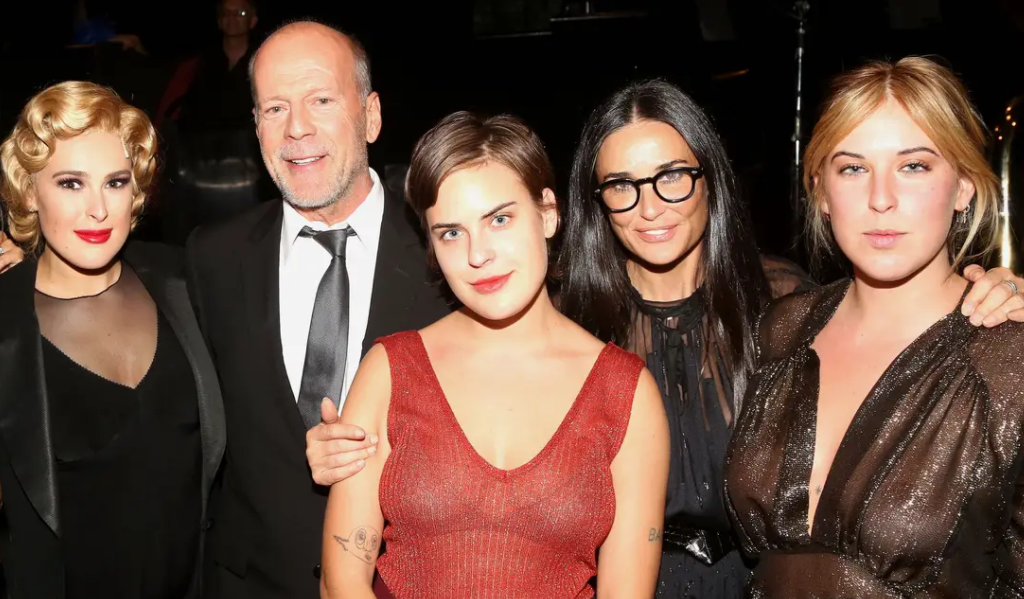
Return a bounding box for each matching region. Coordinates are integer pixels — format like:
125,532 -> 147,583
218,0 -> 256,37
251,25 -> 381,210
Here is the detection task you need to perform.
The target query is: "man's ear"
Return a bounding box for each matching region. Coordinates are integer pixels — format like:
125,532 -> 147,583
364,92 -> 382,144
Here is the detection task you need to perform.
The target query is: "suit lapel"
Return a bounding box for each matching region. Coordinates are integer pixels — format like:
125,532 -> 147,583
0,260 -> 60,537
242,204 -> 308,442
127,248 -> 226,505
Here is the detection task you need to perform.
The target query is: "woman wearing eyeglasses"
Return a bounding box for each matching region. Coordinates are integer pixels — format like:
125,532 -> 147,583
556,79 -> 1024,598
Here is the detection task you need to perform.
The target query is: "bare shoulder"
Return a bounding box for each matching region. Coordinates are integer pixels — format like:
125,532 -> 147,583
553,313 -> 609,357
359,342 -> 391,372
341,343 -> 392,421
416,312 -> 465,360
418,310 -> 462,339
614,356 -> 668,463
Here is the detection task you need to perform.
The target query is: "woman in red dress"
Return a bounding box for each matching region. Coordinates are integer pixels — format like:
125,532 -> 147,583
319,112 -> 670,599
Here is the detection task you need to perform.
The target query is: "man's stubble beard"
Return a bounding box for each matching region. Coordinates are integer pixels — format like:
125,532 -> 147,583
264,121 -> 369,212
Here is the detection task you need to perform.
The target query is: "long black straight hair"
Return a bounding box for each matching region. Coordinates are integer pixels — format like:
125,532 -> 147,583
557,79 -> 771,404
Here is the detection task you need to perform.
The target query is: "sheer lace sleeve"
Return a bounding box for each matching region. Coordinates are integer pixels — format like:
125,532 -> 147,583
759,255 -> 817,300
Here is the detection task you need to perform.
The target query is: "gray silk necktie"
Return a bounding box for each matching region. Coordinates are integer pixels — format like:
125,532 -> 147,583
296,225 -> 356,429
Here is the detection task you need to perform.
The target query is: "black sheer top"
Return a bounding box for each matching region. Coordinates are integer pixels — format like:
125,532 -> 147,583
631,256 -> 815,598
37,265 -> 202,599
726,280 -> 1024,598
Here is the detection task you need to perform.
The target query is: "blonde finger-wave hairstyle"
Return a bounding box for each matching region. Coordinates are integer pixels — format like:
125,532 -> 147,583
0,81 -> 158,253
802,56 -> 1001,272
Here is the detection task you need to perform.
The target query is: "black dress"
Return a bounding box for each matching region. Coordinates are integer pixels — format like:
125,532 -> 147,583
636,256 -> 814,598
726,280 -> 1024,597
36,265 -> 202,599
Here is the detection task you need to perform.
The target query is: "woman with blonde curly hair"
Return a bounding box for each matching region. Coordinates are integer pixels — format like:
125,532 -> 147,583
726,57 -> 1024,597
0,81 -> 225,599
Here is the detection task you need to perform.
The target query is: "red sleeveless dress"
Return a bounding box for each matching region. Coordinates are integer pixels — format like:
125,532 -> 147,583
373,331 -> 643,599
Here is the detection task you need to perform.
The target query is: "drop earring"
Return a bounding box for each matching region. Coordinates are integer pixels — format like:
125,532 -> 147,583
958,202 -> 972,226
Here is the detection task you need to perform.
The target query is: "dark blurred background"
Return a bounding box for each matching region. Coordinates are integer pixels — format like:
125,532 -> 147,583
2,0 -> 1023,269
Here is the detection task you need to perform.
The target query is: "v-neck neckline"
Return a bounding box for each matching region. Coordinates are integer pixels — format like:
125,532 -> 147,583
411,331 -> 611,479
796,280 -> 973,540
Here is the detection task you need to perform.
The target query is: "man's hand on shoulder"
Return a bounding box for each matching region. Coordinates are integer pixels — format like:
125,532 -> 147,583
306,398 -> 378,486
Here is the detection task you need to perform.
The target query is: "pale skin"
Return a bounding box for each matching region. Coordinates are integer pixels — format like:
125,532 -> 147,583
251,22 -> 382,227
806,100 -> 995,532
0,127 -> 137,511
320,163 -> 669,598
252,21 -> 385,461
306,111 -> 1024,484
597,120 -> 708,303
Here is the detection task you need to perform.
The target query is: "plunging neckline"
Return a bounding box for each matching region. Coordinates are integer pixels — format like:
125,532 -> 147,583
411,331 -> 612,479
802,281 -> 972,539
42,321 -> 160,392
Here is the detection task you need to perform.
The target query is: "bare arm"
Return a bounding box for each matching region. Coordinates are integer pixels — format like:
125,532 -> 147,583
320,344 -> 392,599
305,398 -> 377,486
596,369 -> 670,599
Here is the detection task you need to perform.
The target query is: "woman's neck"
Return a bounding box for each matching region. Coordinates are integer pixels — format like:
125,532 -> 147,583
627,241 -> 703,302
455,285 -> 564,353
35,248 -> 121,299
845,253 -> 967,336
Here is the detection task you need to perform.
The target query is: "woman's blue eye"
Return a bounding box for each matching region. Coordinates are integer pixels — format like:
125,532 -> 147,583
901,162 -> 930,173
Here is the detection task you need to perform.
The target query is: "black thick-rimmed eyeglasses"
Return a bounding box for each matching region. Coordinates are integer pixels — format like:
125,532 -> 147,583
594,166 -> 705,213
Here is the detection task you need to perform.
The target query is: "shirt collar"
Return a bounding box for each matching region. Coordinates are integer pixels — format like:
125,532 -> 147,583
280,167 -> 385,265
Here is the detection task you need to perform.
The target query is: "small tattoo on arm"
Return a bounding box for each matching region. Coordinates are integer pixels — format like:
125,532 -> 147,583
333,526 -> 381,564
815,485 -> 823,496
648,528 -> 662,542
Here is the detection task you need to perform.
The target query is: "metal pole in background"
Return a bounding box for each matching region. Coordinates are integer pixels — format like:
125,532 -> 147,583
790,1 -> 810,221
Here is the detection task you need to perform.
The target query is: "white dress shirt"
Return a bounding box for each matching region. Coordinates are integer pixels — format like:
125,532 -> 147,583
279,168 -> 384,408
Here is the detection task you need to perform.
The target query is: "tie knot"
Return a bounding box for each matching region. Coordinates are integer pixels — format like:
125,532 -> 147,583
300,226 -> 355,257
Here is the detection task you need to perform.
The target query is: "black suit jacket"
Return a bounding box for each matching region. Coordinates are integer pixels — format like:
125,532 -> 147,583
0,242 -> 226,599
185,180 -> 450,599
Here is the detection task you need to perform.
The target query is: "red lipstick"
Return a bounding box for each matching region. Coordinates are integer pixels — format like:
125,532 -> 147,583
470,273 -> 512,294
75,229 -> 113,244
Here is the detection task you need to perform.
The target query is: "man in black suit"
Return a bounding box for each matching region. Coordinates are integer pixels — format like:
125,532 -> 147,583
185,20 -> 449,599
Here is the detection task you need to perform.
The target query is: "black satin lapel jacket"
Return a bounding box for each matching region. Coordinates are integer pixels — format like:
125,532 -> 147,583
0,241 -> 226,599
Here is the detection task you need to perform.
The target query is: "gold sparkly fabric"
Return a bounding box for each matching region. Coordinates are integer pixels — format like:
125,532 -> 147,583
375,331 -> 644,599
725,280 -> 1024,598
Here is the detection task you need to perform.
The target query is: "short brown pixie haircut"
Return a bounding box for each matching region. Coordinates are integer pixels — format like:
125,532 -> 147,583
405,111 -> 559,269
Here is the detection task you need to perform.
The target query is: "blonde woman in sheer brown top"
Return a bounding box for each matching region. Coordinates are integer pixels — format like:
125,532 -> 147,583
725,57 -> 1024,597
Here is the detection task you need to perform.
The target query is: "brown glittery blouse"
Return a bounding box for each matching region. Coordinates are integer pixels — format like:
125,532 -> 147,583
724,279 -> 1024,598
